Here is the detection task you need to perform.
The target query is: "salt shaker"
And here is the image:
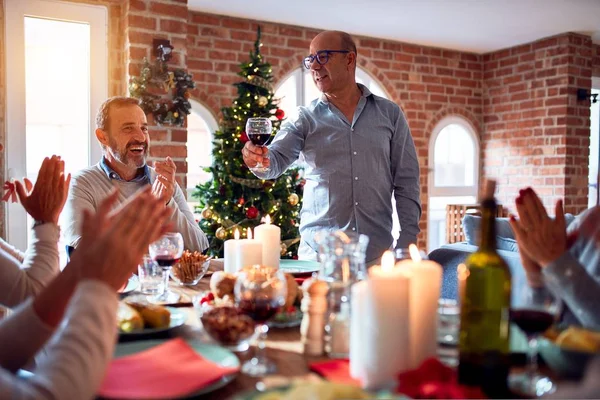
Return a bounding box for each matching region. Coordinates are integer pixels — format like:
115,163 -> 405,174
300,278 -> 329,356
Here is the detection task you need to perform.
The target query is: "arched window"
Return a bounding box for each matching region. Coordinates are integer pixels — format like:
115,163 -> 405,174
186,100 -> 218,204
275,67 -> 389,121
274,67 -> 401,242
428,116 -> 480,250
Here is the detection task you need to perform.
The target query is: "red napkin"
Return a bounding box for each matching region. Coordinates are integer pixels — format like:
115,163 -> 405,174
2,181 -> 17,203
99,338 -> 239,399
309,359 -> 361,386
396,358 -> 486,399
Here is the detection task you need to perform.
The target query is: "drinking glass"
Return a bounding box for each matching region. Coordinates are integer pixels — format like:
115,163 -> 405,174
508,290 -> 559,397
148,232 -> 184,303
234,265 -> 287,377
138,255 -> 167,295
246,117 -> 272,173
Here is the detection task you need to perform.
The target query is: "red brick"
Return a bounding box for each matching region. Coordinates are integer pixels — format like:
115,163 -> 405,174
149,2 -> 188,19
129,0 -> 146,11
160,19 -> 187,34
128,15 -> 156,30
151,145 -> 187,158
191,13 -> 221,25
222,19 -> 250,30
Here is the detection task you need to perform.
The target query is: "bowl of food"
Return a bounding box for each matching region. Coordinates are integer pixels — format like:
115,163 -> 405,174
193,293 -> 256,352
170,250 -> 211,286
538,325 -> 600,379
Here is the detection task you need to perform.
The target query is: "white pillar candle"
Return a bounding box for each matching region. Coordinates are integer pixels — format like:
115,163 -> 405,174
224,228 -> 241,274
254,215 -> 281,269
350,251 -> 410,390
397,244 -> 442,369
236,227 -> 262,271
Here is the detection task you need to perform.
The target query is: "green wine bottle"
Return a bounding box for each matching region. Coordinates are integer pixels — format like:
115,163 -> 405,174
458,180 -> 512,397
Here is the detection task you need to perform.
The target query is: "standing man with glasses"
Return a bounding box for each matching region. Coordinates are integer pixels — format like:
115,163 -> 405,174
242,30 -> 421,264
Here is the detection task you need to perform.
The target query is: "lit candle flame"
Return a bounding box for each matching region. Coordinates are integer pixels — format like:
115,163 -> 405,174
264,215 -> 271,225
381,250 -> 395,272
409,244 -> 422,262
247,227 -> 252,240
234,228 -> 240,240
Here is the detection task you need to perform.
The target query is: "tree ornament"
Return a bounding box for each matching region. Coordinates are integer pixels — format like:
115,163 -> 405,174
275,108 -> 285,120
219,185 -> 226,196
240,131 -> 249,144
280,242 -> 288,256
184,91 -> 191,99
258,96 -> 268,107
201,207 -> 213,219
288,193 -> 299,206
215,227 -> 227,240
238,197 -> 245,206
246,206 -> 259,219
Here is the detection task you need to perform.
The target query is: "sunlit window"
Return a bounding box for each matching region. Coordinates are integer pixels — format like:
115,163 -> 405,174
428,117 -> 479,251
187,100 -> 218,206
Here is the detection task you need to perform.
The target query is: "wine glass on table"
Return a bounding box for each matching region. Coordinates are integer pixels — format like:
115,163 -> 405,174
509,290 -> 559,397
234,264 -> 287,377
148,232 -> 184,304
246,117 -> 273,173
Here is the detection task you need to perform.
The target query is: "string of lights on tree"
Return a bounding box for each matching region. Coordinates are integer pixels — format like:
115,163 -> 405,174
193,26 -> 304,258
128,42 -> 195,126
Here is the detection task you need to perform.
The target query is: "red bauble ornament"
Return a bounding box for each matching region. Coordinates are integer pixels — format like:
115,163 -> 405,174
246,206 -> 259,219
275,109 -> 285,120
238,197 -> 245,205
240,131 -> 249,143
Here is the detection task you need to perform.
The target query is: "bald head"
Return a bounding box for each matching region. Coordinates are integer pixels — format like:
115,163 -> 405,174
311,31 -> 357,55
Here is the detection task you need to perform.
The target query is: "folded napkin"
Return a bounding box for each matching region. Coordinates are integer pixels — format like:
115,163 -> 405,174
396,358 -> 486,399
99,338 -> 238,399
309,359 -> 361,386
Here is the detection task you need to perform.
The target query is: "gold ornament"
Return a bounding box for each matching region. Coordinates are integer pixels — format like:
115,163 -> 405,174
215,227 -> 227,240
173,112 -> 179,118
258,96 -> 268,107
280,242 -> 288,256
201,208 -> 213,219
288,193 -> 300,206
131,82 -> 139,90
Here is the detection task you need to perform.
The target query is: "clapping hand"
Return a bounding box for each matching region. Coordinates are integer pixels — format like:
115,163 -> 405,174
509,188 -> 567,269
69,187 -> 172,291
152,156 -> 176,204
14,155 -> 71,225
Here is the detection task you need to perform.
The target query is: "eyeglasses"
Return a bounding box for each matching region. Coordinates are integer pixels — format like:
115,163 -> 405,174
302,50 -> 350,69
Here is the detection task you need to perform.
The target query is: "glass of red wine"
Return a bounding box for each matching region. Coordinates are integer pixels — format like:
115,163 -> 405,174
245,117 -> 273,173
234,264 -> 287,377
148,232 -> 184,304
509,290 -> 559,397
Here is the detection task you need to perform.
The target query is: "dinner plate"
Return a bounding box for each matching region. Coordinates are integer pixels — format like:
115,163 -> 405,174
269,308 -> 303,329
279,259 -> 320,276
114,339 -> 239,398
119,275 -> 140,295
119,307 -> 187,337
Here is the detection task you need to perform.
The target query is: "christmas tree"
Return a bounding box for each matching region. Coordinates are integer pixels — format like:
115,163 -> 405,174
193,27 -> 304,258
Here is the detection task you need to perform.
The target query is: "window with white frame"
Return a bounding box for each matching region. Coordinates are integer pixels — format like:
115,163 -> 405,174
5,0 -> 107,263
428,117 -> 480,251
186,100 -> 218,207
274,67 -> 402,242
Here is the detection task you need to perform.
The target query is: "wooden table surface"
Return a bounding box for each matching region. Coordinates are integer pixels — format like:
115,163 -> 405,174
122,264 -> 333,400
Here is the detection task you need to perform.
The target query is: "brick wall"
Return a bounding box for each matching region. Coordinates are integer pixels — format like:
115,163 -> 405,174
125,0 -> 190,188
186,12 -> 484,250
594,44 -> 600,78
482,33 -> 593,215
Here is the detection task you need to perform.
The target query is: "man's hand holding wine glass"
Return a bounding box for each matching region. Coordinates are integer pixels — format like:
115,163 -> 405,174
242,142 -> 270,169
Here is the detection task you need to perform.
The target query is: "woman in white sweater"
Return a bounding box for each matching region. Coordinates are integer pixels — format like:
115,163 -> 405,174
0,186 -> 171,399
1,155 -> 70,308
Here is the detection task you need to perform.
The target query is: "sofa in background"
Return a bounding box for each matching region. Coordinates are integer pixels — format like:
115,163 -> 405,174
428,214 -> 575,307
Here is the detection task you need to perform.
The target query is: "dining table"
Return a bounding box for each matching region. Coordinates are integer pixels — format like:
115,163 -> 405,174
119,261 -> 346,400
118,260 -> 550,400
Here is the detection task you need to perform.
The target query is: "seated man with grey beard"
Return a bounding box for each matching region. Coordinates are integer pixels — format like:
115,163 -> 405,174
62,96 -> 209,254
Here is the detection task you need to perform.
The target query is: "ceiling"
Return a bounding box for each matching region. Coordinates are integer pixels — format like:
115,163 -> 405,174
188,0 -> 600,54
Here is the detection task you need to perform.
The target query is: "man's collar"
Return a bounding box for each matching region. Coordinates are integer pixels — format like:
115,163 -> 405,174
318,83 -> 372,104
100,156 -> 150,183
